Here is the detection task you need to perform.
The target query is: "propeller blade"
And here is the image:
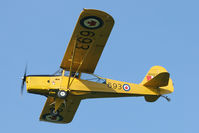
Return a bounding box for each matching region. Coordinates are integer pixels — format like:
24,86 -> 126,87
21,65 -> 27,95
20,79 -> 25,95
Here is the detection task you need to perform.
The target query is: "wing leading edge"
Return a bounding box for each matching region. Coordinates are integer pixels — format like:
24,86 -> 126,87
60,9 -> 114,73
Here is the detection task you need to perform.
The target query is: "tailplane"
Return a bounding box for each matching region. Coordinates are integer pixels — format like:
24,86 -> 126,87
141,66 -> 174,102
143,72 -> 170,87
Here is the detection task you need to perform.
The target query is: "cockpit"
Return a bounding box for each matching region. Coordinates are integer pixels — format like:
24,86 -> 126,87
53,69 -> 106,84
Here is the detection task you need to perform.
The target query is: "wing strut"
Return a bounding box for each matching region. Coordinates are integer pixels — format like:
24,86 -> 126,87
68,41 -> 92,88
54,40 -> 78,113
54,38 -> 92,113
67,39 -> 78,90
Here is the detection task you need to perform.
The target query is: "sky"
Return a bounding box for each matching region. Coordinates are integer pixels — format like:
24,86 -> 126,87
0,0 -> 199,132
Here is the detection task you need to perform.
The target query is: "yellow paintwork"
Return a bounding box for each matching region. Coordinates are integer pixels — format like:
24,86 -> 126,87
140,66 -> 174,93
25,9 -> 174,124
26,67 -> 174,123
26,72 -> 173,98
60,9 -> 114,73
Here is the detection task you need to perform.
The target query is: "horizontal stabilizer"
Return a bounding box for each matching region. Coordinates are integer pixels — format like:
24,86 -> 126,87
144,72 -> 170,87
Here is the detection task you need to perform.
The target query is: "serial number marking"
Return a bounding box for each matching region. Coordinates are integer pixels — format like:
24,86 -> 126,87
76,31 -> 95,50
107,82 -> 122,90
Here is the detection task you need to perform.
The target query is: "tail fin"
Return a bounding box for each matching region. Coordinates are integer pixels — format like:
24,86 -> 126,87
141,66 -> 169,85
141,66 -> 174,102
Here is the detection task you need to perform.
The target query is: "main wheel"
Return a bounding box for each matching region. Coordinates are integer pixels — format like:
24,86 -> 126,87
57,90 -> 67,99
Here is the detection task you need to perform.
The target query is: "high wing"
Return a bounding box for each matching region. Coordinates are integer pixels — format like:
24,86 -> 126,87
40,96 -> 81,124
60,9 -> 114,73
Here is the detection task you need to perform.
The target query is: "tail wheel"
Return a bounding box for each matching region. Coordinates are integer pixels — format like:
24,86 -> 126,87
57,90 -> 67,99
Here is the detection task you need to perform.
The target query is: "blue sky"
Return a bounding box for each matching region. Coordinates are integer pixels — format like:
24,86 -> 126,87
1,0 -> 199,132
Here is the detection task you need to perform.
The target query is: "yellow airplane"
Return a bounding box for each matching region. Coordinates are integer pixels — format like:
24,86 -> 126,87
21,9 -> 174,124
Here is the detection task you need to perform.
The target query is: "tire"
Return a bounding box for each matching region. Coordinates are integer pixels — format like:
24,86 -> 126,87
57,90 -> 67,99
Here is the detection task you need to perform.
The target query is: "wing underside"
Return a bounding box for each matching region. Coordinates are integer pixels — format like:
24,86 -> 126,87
40,96 -> 81,124
60,9 -> 114,73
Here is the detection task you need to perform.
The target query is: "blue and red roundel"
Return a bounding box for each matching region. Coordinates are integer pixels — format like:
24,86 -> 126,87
80,16 -> 103,29
123,84 -> 131,91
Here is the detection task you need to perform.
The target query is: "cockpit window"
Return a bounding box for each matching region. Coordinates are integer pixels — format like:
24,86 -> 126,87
80,73 -> 106,84
53,69 -> 106,83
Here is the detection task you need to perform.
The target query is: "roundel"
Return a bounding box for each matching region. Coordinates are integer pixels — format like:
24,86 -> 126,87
123,84 -> 131,91
80,16 -> 103,29
42,114 -> 63,122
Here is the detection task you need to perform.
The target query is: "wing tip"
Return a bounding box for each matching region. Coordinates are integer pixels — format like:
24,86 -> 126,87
81,8 -> 114,23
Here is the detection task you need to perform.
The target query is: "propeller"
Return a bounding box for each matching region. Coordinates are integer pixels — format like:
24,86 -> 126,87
21,65 -> 27,95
